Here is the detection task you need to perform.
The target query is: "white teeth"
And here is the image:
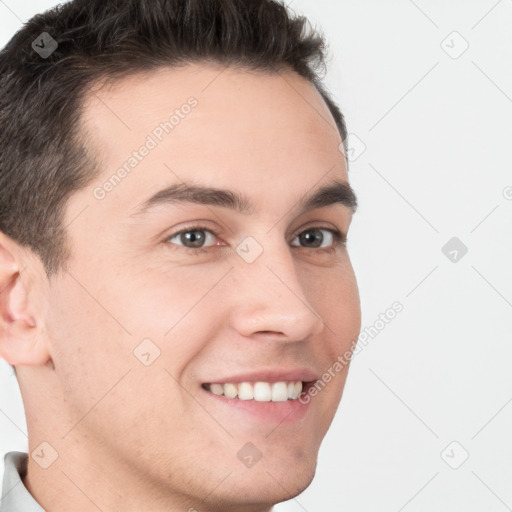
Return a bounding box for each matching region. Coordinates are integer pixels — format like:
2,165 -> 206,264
253,382 -> 272,401
210,383 -> 224,396
271,382 -> 289,402
291,381 -> 303,399
206,380 -> 304,401
238,382 -> 254,400
223,383 -> 238,399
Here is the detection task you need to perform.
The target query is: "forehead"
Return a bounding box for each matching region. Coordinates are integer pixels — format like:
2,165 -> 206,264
75,63 -> 348,220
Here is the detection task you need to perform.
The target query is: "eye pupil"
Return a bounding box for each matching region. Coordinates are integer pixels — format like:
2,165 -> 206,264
182,230 -> 206,247
299,229 -> 323,248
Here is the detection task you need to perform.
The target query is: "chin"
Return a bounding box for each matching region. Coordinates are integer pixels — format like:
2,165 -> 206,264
204,467 -> 316,512
263,462 -> 317,501
210,449 -> 318,510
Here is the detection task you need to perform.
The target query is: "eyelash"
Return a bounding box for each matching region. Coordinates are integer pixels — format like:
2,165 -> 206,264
164,224 -> 347,255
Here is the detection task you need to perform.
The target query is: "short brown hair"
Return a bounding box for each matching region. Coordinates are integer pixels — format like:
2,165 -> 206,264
0,0 -> 349,279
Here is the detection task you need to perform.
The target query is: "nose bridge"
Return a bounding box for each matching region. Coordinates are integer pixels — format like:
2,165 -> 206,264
227,234 -> 325,340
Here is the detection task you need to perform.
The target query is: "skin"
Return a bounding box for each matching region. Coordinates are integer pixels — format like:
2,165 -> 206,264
0,63 -> 361,512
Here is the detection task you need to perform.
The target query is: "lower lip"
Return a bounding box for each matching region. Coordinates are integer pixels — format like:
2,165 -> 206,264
202,385 -> 312,424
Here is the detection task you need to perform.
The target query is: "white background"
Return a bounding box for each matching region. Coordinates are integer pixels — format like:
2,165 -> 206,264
1,1 -> 511,510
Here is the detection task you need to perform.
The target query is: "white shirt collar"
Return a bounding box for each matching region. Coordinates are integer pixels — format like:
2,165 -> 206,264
1,451 -> 45,511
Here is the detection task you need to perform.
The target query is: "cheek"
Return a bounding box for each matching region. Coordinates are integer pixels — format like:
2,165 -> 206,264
311,260 -> 361,341
110,262 -> 225,370
46,278 -> 129,403
310,262 -> 360,410
45,273 -> 197,447
45,262 -> 155,428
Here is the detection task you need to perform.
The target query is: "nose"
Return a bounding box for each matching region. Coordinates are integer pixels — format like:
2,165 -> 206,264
226,238 -> 326,343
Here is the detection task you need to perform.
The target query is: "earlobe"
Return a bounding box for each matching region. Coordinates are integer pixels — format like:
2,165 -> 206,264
0,235 -> 51,367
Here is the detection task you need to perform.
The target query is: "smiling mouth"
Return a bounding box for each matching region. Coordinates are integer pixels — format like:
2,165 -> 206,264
201,380 -> 315,402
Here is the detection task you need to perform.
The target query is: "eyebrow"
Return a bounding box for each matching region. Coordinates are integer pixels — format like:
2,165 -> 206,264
130,178 -> 358,218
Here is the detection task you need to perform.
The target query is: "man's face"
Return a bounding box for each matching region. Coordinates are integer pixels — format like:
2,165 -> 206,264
35,64 -> 361,509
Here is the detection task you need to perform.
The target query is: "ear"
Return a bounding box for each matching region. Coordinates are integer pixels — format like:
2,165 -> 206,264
0,233 -> 51,367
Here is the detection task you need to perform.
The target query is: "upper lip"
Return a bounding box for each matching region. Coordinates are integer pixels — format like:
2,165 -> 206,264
204,368 -> 318,385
